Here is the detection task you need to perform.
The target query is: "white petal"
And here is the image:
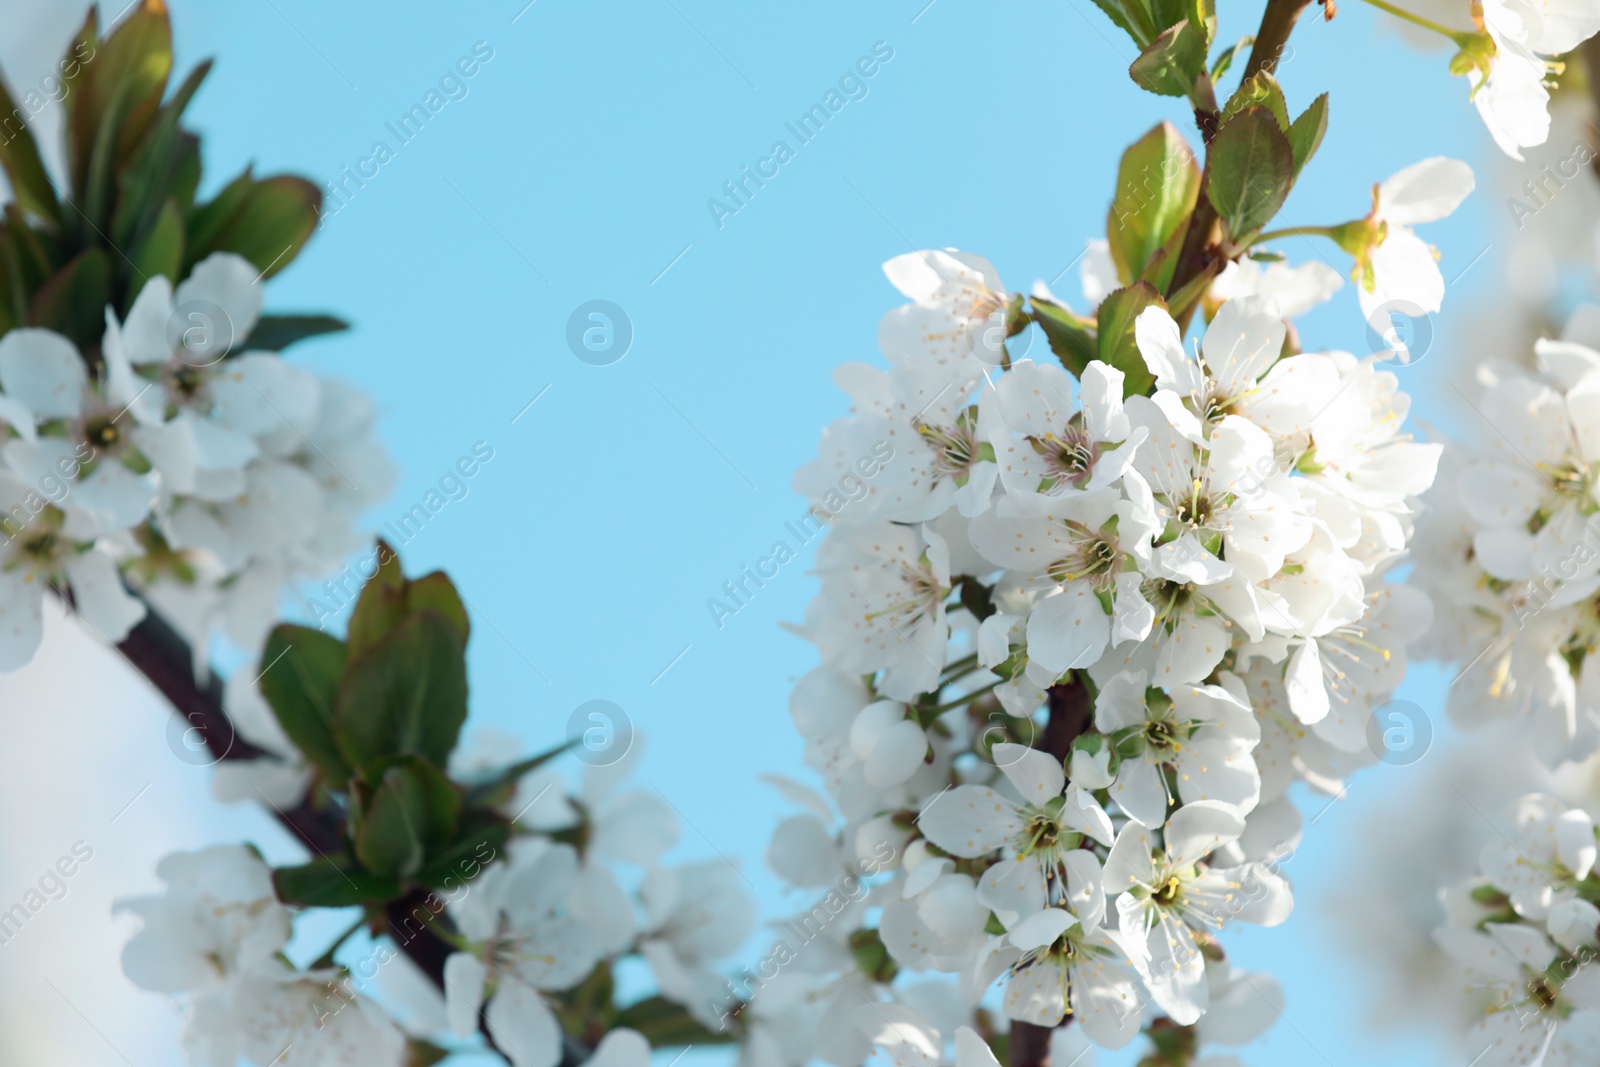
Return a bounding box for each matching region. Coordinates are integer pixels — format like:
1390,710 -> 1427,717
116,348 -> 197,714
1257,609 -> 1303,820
918,785 -> 1021,858
64,551 -> 145,642
996,742 -> 1065,806
176,252 -> 264,344
1378,157 -> 1475,225
1026,583 -> 1110,673
485,980 -> 562,1067
443,953 -> 487,1037
1164,800 -> 1246,868
0,329 -> 85,418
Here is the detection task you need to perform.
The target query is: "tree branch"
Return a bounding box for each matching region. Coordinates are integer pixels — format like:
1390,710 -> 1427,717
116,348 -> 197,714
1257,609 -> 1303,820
110,599 -> 461,989
1009,675 -> 1095,1067
1164,0 -> 1316,331
1585,39 -> 1600,183
1242,0 -> 1314,82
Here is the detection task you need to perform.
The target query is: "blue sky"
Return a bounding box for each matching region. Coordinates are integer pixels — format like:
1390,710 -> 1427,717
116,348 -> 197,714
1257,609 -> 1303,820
16,0 -> 1513,1063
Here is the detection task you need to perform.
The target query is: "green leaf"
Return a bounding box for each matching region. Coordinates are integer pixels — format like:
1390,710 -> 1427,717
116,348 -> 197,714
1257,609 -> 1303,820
1095,282 -> 1165,397
1029,296 -> 1098,379
1090,0 -> 1158,48
1107,122 -> 1200,284
0,76 -> 62,230
112,59 -> 212,250
1205,106 -> 1295,242
186,174 -> 321,279
27,247 -> 110,351
1129,20 -> 1208,98
346,542 -> 406,658
258,624 -> 352,785
353,758 -> 462,881
335,613 -> 469,773
82,76 -> 136,235
128,198 -> 183,297
402,574 -> 470,644
462,739 -> 578,810
238,313 -> 350,353
1221,70 -> 1289,131
1163,258 -> 1222,327
186,169 -> 255,257
346,547 -> 469,660
63,0 -> 172,197
1210,35 -> 1254,81
1138,218 -> 1190,294
1287,92 -> 1329,178
414,812 -> 511,887
614,996 -> 740,1046
273,857 -> 401,908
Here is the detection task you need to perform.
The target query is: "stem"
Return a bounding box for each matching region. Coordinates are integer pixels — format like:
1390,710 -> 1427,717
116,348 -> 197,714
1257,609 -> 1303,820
939,651 -> 980,681
1255,224 -> 1339,242
309,913 -> 370,970
1242,0 -> 1314,82
1355,0 -> 1474,44
927,680 -> 1002,715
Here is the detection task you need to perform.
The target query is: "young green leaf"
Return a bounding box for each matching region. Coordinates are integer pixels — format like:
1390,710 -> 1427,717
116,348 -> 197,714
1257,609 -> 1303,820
0,77 -> 62,230
414,813 -> 511,888
1030,296 -> 1098,379
1205,106 -> 1294,242
238,314 -> 351,353
347,545 -> 469,659
272,857 -> 401,908
1129,21 -> 1208,98
1096,282 -> 1165,397
128,198 -> 184,297
353,758 -> 462,881
1288,93 -> 1329,178
1090,0 -> 1159,48
335,612 -> 470,773
112,59 -> 213,251
27,247 -> 110,352
1221,70 -> 1289,131
186,175 -> 322,279
1210,34 -> 1254,81
258,624 -> 352,785
1107,122 -> 1200,283
63,0 -> 172,196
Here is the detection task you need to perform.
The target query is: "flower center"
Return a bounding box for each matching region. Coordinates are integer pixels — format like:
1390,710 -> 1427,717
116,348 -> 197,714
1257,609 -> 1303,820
1153,874 -> 1183,907
1049,528 -> 1119,589
917,419 -> 979,480
1143,718 -> 1179,752
1027,423 -> 1100,489
82,412 -> 124,453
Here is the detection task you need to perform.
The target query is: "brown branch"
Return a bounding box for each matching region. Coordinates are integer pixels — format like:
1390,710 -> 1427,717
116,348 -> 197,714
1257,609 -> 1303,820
1164,0 -> 1316,331
111,599 -> 461,989
1242,0 -> 1314,83
1585,39 -> 1600,183
1009,675 -> 1096,1067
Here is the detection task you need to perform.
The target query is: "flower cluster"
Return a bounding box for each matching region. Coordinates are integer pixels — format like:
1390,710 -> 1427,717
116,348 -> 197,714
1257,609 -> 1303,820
759,242 -> 1441,1060
1411,312 -> 1600,764
1433,793 -> 1600,1065
118,845 -> 405,1067
1396,0 -> 1600,161
120,738 -> 755,1067
0,252 -> 391,668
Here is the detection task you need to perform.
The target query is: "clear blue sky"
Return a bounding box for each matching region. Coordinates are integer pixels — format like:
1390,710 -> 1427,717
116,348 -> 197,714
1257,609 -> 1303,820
125,0 -> 1497,1063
